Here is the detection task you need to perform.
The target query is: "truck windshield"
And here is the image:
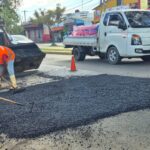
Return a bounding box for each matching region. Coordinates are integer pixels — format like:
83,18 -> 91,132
125,11 -> 150,28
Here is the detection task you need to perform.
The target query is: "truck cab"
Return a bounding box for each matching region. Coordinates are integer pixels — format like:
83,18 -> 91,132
100,8 -> 150,64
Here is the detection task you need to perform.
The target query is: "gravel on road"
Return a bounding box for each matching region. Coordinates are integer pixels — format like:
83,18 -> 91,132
0,74 -> 150,138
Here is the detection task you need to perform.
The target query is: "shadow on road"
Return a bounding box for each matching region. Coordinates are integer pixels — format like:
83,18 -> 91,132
83,58 -> 150,65
57,57 -> 150,67
0,75 -> 150,139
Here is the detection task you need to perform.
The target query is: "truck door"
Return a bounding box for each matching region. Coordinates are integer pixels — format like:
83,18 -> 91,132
100,13 -> 110,53
106,13 -> 128,56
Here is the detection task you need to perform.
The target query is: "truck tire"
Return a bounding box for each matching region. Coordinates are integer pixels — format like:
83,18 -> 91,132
141,56 -> 150,62
73,47 -> 86,61
107,46 -> 121,65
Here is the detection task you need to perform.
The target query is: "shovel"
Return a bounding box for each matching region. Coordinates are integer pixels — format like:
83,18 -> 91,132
0,96 -> 24,106
0,96 -> 35,113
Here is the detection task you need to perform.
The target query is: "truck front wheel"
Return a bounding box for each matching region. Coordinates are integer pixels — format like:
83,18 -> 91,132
73,47 -> 86,61
107,47 -> 121,65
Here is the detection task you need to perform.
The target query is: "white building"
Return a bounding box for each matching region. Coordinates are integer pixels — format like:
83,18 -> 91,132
63,11 -> 94,25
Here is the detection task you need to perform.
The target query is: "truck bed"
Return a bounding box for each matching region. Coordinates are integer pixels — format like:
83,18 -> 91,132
63,36 -> 97,47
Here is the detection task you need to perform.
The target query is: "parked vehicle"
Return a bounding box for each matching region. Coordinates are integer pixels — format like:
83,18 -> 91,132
64,7 -> 150,64
0,27 -> 45,72
10,35 -> 33,44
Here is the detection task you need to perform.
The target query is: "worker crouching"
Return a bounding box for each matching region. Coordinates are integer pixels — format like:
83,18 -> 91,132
0,46 -> 17,89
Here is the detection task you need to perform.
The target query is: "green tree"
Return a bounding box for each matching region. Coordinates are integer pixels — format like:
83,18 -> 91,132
0,0 -> 21,9
30,4 -> 65,25
55,4 -> 65,24
0,0 -> 23,34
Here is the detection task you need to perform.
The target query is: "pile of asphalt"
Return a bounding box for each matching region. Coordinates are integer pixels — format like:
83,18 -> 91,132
0,74 -> 150,138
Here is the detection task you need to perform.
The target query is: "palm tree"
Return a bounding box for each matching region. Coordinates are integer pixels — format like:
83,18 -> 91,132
30,4 -> 65,44
55,3 -> 65,23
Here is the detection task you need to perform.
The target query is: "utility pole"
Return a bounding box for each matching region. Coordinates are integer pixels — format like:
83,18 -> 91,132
121,0 -> 123,5
23,10 -> 27,23
103,0 -> 106,11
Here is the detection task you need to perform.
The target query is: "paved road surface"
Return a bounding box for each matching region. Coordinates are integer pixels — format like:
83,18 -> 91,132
1,54 -> 150,138
44,54 -> 150,78
1,74 -> 150,138
1,54 -> 150,150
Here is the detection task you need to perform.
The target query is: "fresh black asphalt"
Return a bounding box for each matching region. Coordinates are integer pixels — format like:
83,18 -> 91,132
0,74 -> 150,138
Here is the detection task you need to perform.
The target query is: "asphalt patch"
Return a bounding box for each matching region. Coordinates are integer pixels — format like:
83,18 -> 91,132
0,74 -> 150,138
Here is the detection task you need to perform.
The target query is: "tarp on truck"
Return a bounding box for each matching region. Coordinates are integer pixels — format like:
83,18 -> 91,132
70,24 -> 99,37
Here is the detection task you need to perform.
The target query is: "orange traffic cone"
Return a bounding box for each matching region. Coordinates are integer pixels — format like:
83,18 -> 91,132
70,56 -> 77,71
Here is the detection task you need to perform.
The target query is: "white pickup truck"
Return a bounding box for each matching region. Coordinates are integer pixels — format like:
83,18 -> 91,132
64,7 -> 150,64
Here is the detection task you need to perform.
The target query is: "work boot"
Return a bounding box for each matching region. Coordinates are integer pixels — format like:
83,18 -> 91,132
9,75 -> 17,89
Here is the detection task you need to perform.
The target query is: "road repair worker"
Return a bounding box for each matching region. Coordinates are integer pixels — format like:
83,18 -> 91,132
0,46 -> 17,89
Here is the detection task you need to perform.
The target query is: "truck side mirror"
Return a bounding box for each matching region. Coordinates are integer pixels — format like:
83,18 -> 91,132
118,21 -> 127,30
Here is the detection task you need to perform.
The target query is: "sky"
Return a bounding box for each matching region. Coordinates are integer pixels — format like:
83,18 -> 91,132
18,0 -> 100,22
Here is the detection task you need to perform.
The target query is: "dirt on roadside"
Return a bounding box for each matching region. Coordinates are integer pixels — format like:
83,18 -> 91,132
0,110 -> 150,150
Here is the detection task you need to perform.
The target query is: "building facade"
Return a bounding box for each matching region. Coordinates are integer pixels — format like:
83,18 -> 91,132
63,11 -> 93,36
93,0 -> 150,23
24,23 -> 51,43
51,26 -> 64,42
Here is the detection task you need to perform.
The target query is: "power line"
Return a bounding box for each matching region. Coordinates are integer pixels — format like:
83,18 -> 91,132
22,10 -> 29,22
65,0 -> 94,12
84,2 -> 100,9
80,0 -> 99,9
63,0 -> 81,8
18,0 -> 99,22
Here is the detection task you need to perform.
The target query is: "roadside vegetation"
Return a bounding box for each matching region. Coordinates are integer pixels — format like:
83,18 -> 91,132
0,0 -> 23,34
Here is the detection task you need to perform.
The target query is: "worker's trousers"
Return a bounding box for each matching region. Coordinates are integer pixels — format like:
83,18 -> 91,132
7,61 -> 15,76
0,60 -> 15,77
0,65 -> 4,77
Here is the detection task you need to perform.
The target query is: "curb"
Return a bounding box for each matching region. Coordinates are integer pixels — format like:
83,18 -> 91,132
42,51 -> 72,55
41,47 -> 72,55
